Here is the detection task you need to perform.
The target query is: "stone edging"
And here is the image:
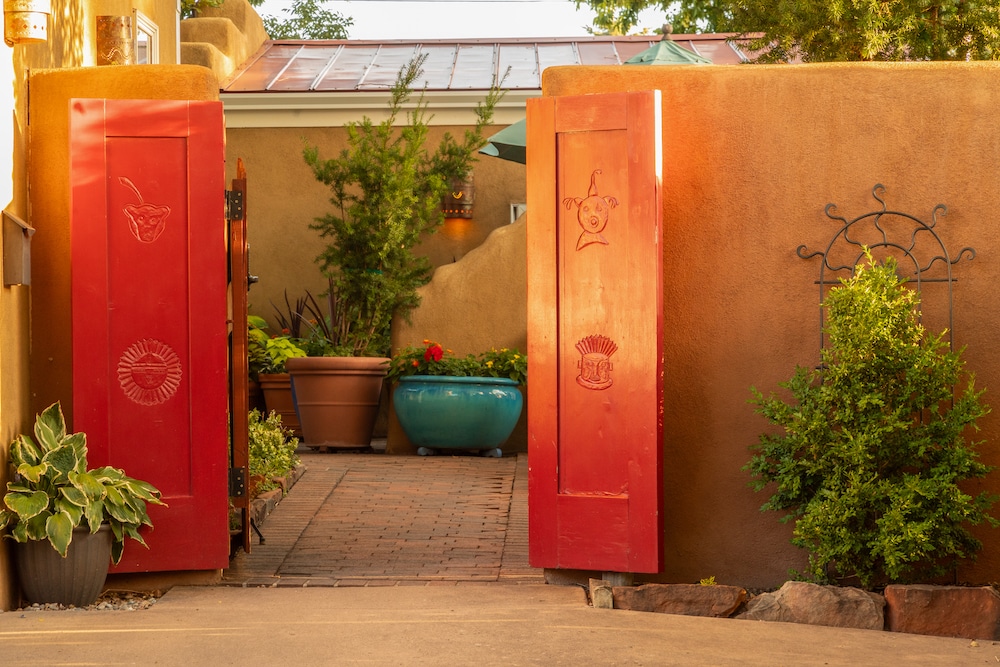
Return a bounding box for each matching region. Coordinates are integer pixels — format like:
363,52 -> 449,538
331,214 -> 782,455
592,579 -> 1000,641
248,464 -> 307,528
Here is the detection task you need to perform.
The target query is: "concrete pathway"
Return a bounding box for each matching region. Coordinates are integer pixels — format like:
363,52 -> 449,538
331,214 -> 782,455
0,450 -> 994,665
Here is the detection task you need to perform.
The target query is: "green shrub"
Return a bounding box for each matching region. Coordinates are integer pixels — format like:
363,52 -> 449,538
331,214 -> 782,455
747,253 -> 996,588
247,315 -> 306,378
248,410 -> 300,494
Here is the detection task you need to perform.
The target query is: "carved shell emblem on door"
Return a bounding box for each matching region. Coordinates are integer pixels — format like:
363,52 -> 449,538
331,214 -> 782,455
563,170 -> 619,251
119,176 -> 170,243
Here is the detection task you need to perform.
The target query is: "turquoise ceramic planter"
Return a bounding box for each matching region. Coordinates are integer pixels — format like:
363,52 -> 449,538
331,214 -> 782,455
394,376 -> 523,454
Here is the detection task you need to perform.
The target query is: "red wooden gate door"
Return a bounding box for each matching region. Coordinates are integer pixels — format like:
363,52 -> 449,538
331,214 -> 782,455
526,91 -> 664,573
70,98 -> 230,572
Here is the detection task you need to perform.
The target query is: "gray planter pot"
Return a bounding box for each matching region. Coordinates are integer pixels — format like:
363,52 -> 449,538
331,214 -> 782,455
16,525 -> 112,606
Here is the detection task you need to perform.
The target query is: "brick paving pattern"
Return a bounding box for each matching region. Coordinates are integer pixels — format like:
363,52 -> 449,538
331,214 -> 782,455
223,452 -> 543,587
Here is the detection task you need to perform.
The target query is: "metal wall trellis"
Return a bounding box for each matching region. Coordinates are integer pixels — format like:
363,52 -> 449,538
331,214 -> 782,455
796,183 -> 976,357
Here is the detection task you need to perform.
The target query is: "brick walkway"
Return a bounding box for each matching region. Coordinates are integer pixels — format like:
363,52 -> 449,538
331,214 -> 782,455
223,451 -> 543,587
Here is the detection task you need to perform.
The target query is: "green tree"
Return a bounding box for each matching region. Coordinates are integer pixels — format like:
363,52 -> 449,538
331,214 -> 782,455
261,0 -> 352,40
577,0 -> 1000,61
302,56 -> 503,356
747,254 -> 996,588
577,0 -> 726,36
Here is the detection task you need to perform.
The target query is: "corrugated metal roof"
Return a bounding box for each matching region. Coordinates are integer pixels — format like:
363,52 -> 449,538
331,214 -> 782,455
223,35 -> 747,93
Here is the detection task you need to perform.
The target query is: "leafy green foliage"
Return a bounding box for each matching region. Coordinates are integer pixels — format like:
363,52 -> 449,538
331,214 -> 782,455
248,410 -> 300,495
248,315 -> 307,377
303,55 -> 504,357
576,0 -> 1000,62
261,0 -> 353,40
747,254 -> 995,588
385,341 -> 527,384
0,403 -> 166,564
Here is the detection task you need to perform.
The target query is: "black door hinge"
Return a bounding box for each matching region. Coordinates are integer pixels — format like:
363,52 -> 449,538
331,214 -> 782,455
229,467 -> 247,498
225,190 -> 244,222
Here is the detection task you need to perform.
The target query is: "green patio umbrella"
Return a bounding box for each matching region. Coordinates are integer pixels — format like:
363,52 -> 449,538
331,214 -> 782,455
479,118 -> 527,165
479,26 -> 709,165
624,25 -> 713,65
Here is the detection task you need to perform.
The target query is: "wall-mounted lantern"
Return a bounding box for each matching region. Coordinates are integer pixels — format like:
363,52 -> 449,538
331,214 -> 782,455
96,15 -> 133,65
441,174 -> 474,219
3,0 -> 50,46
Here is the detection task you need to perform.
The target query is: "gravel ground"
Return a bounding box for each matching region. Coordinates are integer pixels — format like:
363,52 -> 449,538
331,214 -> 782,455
11,589 -> 164,612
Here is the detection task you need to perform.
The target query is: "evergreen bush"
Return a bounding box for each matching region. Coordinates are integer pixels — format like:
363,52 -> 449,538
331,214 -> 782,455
747,253 -> 996,588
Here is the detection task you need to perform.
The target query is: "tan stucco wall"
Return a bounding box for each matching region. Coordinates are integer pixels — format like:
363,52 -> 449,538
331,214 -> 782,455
17,1 -> 182,69
28,65 -> 220,425
2,30 -> 25,614
181,0 -> 268,82
533,61 -> 1000,588
223,125 -> 527,329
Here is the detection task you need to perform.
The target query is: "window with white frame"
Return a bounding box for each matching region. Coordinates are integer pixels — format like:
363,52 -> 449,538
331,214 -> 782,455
134,11 -> 158,64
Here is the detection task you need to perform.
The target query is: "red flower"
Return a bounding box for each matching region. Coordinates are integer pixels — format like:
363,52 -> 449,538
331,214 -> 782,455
410,360 -> 419,368
424,344 -> 443,362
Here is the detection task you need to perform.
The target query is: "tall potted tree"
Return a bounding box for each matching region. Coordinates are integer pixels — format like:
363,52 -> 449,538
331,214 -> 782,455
286,55 -> 503,450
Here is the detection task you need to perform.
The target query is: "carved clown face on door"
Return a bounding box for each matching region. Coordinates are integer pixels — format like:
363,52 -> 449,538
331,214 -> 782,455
563,169 -> 619,251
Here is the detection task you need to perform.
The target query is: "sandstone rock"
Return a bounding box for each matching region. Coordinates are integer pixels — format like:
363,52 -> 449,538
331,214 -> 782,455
736,581 -> 884,630
884,584 -> 1000,640
612,583 -> 746,618
589,579 -> 613,609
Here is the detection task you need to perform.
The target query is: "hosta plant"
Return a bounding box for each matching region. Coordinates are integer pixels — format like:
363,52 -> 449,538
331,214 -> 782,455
748,252 -> 995,588
0,402 -> 166,564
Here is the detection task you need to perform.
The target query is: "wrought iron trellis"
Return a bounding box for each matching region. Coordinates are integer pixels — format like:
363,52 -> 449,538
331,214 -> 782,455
796,183 -> 976,357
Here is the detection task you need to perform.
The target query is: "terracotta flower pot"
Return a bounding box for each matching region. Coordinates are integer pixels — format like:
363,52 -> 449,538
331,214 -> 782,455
286,356 -> 389,450
257,372 -> 302,437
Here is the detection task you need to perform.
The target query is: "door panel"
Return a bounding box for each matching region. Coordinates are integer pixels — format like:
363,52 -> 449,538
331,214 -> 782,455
71,98 -> 230,572
527,91 -> 663,573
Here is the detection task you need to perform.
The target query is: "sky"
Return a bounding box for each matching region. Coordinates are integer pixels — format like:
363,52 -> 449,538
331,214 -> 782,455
255,0 -> 670,40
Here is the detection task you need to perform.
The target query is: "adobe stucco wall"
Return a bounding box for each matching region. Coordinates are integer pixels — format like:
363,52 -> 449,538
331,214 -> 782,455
2,30 -> 26,614
537,61 -> 1000,588
181,0 -> 268,82
223,125 -> 527,329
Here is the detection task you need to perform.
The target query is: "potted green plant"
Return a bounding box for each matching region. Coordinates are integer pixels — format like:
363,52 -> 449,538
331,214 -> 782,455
288,55 -> 504,450
386,340 -> 527,456
0,402 -> 166,606
249,314 -> 306,437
